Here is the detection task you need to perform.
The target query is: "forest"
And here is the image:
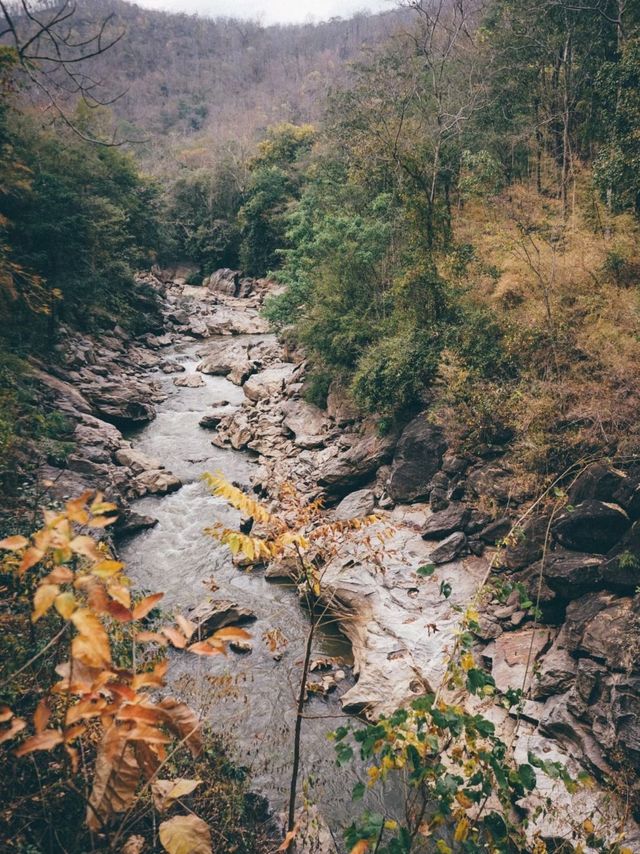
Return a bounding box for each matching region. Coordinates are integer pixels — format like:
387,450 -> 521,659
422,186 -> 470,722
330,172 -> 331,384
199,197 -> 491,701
1,0 -> 640,852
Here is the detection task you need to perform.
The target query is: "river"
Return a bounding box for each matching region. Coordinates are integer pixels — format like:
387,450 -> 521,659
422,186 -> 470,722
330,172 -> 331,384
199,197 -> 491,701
119,335 -> 384,841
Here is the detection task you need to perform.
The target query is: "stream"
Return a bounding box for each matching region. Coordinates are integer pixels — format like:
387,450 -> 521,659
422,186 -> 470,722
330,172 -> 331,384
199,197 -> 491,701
119,335 -> 381,837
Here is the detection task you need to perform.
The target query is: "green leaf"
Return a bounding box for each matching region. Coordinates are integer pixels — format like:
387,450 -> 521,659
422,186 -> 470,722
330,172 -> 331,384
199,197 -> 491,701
439,580 -> 452,599
417,563 -> 436,577
518,763 -> 537,791
352,781 -> 365,800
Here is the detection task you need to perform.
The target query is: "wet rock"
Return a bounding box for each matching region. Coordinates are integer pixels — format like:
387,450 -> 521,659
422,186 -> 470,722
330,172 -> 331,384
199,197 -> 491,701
115,447 -> 163,475
429,531 -> 467,565
422,504 -> 470,540
243,364 -> 296,401
132,469 -> 182,496
227,362 -> 256,385
552,500 -> 630,553
387,416 -> 447,503
173,373 -> 205,388
116,511 -> 159,536
197,340 -> 248,375
334,488 -> 375,520
160,361 -> 185,374
187,599 -> 257,635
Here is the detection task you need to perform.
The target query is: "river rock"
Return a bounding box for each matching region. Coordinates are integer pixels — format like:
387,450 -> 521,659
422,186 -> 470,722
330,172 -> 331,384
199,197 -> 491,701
429,531 -> 467,564
206,268 -> 241,296
187,599 -> 257,634
552,500 -> 630,553
116,510 -> 159,536
227,362 -> 256,385
199,407 -> 235,429
115,447 -> 163,474
132,469 -> 182,496
422,504 -> 470,539
173,373 -> 205,388
197,340 -> 249,375
86,385 -> 156,426
387,415 -> 447,503
281,399 -> 327,449
243,364 -> 296,401
334,489 -> 375,520
160,361 -> 185,373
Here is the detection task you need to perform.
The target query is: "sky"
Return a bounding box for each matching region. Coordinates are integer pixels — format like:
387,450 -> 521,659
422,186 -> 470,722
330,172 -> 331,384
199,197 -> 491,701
134,0 -> 394,26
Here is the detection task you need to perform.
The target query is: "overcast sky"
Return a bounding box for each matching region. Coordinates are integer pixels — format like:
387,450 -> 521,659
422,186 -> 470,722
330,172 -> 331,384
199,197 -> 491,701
134,0 -> 394,26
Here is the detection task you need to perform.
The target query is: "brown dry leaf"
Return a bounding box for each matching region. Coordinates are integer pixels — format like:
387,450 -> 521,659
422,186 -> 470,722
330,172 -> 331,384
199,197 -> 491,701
33,698 -> 50,734
158,698 -> 202,757
14,729 -> 64,756
132,660 -> 168,690
69,535 -> 102,561
175,615 -> 197,641
117,702 -> 164,725
71,608 -> 111,666
0,706 -> 13,723
125,724 -> 171,745
0,535 -> 29,550
45,565 -> 74,584
277,826 -> 299,851
151,778 -> 201,812
19,547 -> 44,575
188,641 -> 224,657
132,592 -> 164,620
122,835 -> 146,854
212,627 -> 251,641
87,730 -> 141,831
159,814 -> 212,854
161,627 -> 187,649
109,583 -> 131,609
66,697 -> 108,725
0,717 -> 26,745
134,740 -> 161,780
32,583 -> 60,622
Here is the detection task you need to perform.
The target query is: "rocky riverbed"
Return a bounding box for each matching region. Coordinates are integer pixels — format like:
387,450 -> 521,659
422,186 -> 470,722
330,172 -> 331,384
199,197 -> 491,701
25,266 -> 640,848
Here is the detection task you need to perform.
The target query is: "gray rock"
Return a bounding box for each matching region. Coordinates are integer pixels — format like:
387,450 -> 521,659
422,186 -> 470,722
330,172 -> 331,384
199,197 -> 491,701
540,550 -> 603,596
430,531 -> 467,564
387,415 -> 447,503
326,381 -> 359,426
115,447 -> 163,474
422,504 -> 470,540
281,398 -> 327,449
197,340 -> 249,375
173,373 -> 205,388
187,599 -> 257,635
600,519 -> 640,591
552,500 -> 630,553
319,430 -> 396,496
243,364 -> 296,401
563,591 -> 638,672
479,517 -> 512,544
334,489 -> 375,520
132,469 -> 182,496
116,511 -> 159,536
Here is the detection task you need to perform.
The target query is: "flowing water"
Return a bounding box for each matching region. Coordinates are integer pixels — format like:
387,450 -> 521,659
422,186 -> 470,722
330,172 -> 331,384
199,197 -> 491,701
119,336 -> 382,836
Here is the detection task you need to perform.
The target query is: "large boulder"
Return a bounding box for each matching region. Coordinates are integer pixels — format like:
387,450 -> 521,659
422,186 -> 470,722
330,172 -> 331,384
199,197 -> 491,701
132,469 -> 182,496
502,515 -> 550,570
115,447 -> 163,474
600,520 -> 640,591
563,591 -> 638,672
484,628 -> 554,693
243,364 -> 296,402
326,381 -> 359,426
206,268 -> 242,296
319,431 -> 396,496
174,374 -> 205,388
540,550 -> 604,597
197,340 -> 249,375
430,531 -> 467,565
387,415 -> 447,503
87,385 -> 156,426
281,399 -> 328,449
552,500 -> 630,553
334,489 -> 375,520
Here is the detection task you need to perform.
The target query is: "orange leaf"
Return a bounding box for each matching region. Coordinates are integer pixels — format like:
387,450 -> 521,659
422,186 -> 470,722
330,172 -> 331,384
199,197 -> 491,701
45,566 -> 74,584
19,547 -> 44,575
175,615 -> 196,641
158,698 -> 202,757
117,703 -> 164,725
277,826 -> 299,851
15,729 -> 64,756
188,641 -> 224,657
55,591 -> 77,619
161,627 -> 187,649
33,698 -> 51,734
0,706 -> 13,723
351,842 -> 370,854
212,627 -> 252,641
71,609 -> 111,666
32,584 -> 60,622
66,697 -> 108,725
132,660 -> 168,690
132,593 -> 164,620
0,535 -> 28,550
0,718 -> 26,745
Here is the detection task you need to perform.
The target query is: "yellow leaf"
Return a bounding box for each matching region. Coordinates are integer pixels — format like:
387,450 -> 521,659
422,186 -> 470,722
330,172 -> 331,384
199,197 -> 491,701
454,817 -> 470,843
583,819 -> 595,834
0,535 -> 28,550
32,584 -> 60,622
460,652 -> 475,672
55,591 -> 77,619
455,791 -> 473,809
152,778 -> 201,812
159,814 -> 212,854
92,559 -> 124,578
69,536 -> 102,562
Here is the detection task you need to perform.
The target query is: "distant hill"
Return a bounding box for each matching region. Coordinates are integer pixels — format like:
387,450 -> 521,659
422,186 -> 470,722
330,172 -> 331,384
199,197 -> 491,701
52,0 -> 409,159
